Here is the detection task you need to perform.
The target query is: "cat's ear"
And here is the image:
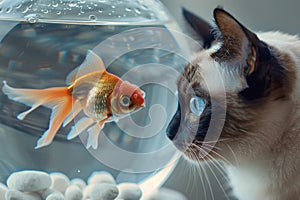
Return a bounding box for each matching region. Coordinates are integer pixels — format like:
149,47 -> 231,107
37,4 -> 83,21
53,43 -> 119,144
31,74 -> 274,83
182,8 -> 215,48
212,8 -> 280,100
212,8 -> 260,65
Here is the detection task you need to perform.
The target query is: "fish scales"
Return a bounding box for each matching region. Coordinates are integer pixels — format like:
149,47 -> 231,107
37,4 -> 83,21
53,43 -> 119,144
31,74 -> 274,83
91,73 -> 118,119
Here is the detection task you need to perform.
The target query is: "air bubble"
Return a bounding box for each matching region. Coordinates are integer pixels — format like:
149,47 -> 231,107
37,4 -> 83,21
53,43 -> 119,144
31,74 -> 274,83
56,11 -> 61,15
6,7 -> 12,13
89,15 -> 97,21
52,3 -> 59,7
135,8 -> 141,14
125,7 -> 132,12
141,5 -> 148,10
69,1 -> 77,7
42,9 -> 49,14
22,7 -> 29,13
25,14 -> 39,23
15,4 -> 22,9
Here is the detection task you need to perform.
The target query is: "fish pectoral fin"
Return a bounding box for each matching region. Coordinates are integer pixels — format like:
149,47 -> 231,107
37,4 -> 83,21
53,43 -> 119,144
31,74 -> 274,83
67,117 -> 94,140
86,118 -> 108,149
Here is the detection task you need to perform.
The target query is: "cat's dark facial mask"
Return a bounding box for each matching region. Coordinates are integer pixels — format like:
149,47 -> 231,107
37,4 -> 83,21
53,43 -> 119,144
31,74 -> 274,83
166,8 -> 296,160
167,64 -> 213,147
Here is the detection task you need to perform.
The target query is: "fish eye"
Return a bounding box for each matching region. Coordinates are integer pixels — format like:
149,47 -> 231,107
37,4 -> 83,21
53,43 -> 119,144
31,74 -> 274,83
120,95 -> 131,107
190,96 -> 206,116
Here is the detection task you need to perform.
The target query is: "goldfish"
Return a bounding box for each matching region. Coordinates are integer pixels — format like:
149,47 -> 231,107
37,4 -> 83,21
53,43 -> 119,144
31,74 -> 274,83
2,50 -> 145,149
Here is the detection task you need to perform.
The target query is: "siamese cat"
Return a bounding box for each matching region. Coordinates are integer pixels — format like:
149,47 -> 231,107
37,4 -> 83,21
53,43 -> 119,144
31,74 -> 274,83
167,8 -> 300,200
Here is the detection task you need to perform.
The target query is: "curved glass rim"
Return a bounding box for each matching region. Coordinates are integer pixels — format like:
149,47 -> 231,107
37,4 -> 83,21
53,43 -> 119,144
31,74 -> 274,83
0,17 -> 171,25
0,0 -> 171,25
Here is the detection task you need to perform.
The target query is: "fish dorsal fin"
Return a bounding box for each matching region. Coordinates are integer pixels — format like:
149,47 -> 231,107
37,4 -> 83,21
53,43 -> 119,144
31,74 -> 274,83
66,50 -> 106,85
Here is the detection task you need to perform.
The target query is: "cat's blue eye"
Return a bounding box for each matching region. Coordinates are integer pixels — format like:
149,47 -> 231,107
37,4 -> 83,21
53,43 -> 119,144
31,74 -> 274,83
189,96 -> 206,116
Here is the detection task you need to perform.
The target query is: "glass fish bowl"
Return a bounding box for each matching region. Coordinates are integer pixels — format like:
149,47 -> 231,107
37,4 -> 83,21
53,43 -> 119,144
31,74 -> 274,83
0,0 -> 193,198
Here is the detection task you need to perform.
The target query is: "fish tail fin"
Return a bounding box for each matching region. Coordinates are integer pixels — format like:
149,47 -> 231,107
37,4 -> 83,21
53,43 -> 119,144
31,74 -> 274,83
2,81 -> 73,149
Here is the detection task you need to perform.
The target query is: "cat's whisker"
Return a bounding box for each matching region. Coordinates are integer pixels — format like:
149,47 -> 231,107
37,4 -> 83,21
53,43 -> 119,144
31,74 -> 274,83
239,128 -> 274,148
238,128 -> 258,137
202,153 -> 232,200
204,152 -> 231,183
195,148 -> 216,200
192,143 -> 232,174
188,147 -> 208,200
193,141 -> 221,150
199,147 -> 239,198
200,145 -> 233,166
186,159 -> 198,196
194,163 -> 209,199
182,158 -> 192,195
201,143 -> 222,151
188,143 -> 233,199
192,146 -> 214,198
199,138 -> 231,144
192,140 -> 222,151
191,151 -> 215,200
225,143 -> 239,166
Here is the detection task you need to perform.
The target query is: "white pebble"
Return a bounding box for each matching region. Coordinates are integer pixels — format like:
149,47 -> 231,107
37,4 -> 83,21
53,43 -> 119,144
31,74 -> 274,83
38,188 -> 59,199
5,189 -> 41,200
144,187 -> 187,200
65,185 -> 83,200
116,183 -> 142,200
0,182 -> 7,200
6,170 -> 51,192
88,171 -> 116,185
83,183 -> 118,200
50,172 -> 70,194
71,178 -> 86,190
46,192 -> 65,200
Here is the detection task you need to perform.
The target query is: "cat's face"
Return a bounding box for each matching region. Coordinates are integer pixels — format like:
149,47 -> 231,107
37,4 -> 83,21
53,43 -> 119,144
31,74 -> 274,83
167,8 -> 296,162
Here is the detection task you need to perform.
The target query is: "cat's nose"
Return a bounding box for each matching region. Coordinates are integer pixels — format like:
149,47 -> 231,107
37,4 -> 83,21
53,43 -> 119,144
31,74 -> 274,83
166,104 -> 181,140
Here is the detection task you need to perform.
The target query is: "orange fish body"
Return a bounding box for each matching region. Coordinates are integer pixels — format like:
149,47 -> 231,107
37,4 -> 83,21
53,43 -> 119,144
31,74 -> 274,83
2,50 -> 145,149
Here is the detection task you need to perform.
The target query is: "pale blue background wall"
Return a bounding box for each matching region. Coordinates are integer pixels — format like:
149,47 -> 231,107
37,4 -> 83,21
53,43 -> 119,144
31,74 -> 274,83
162,0 -> 300,35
